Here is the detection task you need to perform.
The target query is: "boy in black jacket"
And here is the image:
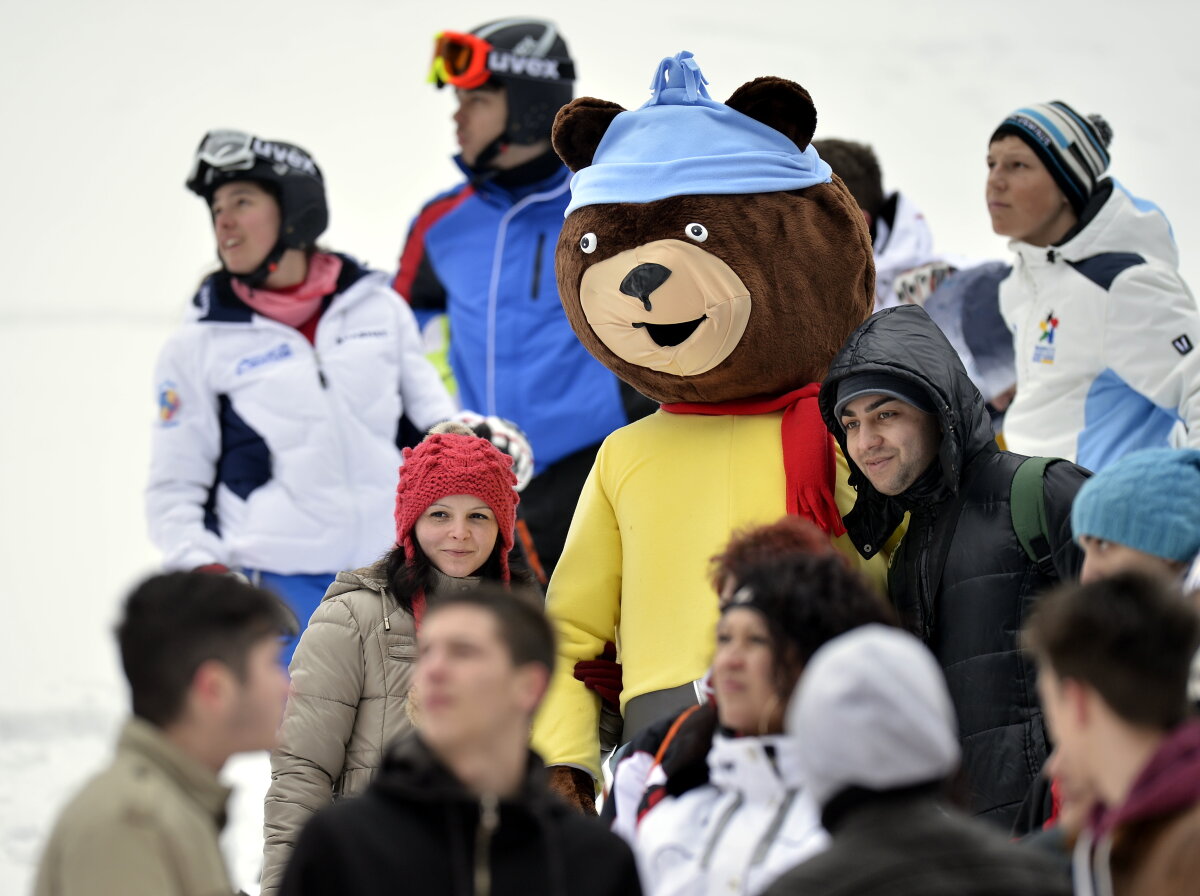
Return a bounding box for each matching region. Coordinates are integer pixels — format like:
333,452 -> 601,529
281,586 -> 641,896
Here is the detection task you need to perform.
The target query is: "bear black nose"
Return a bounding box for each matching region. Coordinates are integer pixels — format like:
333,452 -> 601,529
620,263 -> 671,312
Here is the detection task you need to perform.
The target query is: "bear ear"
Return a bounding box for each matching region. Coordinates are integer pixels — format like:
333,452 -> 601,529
552,97 -> 627,172
725,76 -> 818,151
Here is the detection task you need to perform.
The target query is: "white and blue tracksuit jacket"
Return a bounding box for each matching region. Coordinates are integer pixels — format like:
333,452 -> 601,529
393,159 -> 632,475
146,255 -> 456,574
1000,181 -> 1200,471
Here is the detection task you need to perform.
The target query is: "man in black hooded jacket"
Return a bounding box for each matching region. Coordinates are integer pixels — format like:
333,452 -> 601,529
818,305 -> 1088,831
279,587 -> 641,896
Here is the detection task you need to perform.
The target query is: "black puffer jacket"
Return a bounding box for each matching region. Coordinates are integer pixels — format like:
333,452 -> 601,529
280,734 -> 641,896
818,305 -> 1088,830
762,788 -> 1071,896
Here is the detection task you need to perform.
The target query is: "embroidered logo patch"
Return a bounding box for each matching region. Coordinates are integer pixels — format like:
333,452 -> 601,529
1033,311 -> 1058,364
158,382 -> 181,426
1173,334 -> 1194,356
235,343 -> 293,376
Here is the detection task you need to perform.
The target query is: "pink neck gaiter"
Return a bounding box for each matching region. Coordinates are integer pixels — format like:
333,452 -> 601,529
230,252 -> 343,328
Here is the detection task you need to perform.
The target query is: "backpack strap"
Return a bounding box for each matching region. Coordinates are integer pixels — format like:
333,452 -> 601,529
1011,456 -> 1058,578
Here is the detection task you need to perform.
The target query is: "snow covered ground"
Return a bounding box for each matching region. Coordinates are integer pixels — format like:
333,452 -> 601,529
3,0 -> 1197,891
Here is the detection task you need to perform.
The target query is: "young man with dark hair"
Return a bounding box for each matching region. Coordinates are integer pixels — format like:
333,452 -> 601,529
819,305 -> 1089,829
280,584 -> 641,896
34,571 -> 295,896
1023,572 -> 1200,895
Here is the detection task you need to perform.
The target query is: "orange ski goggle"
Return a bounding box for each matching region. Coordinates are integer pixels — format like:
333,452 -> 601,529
428,31 -> 494,90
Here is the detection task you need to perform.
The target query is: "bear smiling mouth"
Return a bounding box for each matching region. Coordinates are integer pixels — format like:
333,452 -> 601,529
633,316 -> 708,348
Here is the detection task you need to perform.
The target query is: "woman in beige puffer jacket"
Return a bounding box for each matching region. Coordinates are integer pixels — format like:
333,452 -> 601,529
261,425 -> 523,894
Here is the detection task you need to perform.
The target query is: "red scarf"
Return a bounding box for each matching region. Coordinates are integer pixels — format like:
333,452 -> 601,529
661,384 -> 846,537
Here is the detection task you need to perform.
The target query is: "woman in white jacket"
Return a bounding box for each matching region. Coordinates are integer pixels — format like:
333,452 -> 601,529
986,102 -> 1200,471
625,517 -> 896,896
146,130 -> 457,661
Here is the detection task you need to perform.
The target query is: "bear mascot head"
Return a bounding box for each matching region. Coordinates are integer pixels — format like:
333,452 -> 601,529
553,51 -> 874,405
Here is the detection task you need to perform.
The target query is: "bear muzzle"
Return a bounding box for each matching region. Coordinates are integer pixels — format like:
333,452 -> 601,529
579,239 -> 751,378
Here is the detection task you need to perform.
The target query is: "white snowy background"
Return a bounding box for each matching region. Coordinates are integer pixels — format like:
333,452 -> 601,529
2,0 -> 1197,891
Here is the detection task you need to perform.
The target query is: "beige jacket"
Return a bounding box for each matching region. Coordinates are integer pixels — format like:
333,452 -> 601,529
34,716 -> 234,896
262,561 -> 449,894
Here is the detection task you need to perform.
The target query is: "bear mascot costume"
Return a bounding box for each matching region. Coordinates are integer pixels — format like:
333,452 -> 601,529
530,52 -> 897,811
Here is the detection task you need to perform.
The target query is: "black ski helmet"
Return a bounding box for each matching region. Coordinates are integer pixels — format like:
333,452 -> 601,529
440,19 -> 575,146
186,130 -> 328,285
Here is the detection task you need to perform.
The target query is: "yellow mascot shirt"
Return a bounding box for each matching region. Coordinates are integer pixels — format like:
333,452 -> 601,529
531,409 -> 899,778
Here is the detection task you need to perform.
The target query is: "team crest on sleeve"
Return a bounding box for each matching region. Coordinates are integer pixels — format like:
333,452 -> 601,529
1032,311 -> 1058,364
158,381 -> 182,426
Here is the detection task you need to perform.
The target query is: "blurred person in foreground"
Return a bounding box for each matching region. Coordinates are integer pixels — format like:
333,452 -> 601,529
765,625 -> 1070,896
279,586 -> 640,896
1023,572 -> 1200,895
34,572 -> 296,896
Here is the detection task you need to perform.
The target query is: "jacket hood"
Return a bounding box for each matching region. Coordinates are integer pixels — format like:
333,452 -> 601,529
818,304 -> 995,555
1010,179 -> 1179,269
324,559 -> 390,601
1095,718 -> 1200,838
787,625 -> 960,811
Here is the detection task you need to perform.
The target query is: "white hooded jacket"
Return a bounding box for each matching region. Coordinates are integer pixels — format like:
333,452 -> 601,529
634,733 -> 827,896
999,182 -> 1200,470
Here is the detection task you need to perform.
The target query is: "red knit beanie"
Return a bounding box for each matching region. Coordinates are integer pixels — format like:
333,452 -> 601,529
394,431 -> 519,581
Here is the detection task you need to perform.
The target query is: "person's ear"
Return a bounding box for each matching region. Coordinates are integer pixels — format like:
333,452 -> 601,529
1062,677 -> 1092,728
514,663 -> 550,716
191,659 -> 237,717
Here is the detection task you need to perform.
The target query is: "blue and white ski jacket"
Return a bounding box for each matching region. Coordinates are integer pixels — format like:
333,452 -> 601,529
393,160 -> 631,474
146,255 -> 456,574
999,181 -> 1200,471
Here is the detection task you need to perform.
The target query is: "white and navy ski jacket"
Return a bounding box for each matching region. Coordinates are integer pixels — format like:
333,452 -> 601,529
146,255 -> 456,574
634,734 -> 828,896
1000,181 -> 1200,471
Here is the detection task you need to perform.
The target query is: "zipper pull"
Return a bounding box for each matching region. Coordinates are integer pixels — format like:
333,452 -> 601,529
474,793 -> 499,896
314,351 -> 328,389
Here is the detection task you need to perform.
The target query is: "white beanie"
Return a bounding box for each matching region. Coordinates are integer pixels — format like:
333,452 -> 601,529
787,624 -> 961,810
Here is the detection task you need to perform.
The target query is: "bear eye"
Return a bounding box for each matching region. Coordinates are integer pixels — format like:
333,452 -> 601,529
685,223 -> 709,243
580,233 -> 598,254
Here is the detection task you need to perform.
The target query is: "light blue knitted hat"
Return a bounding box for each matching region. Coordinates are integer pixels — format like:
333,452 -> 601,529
1071,448 -> 1200,562
564,51 -> 832,216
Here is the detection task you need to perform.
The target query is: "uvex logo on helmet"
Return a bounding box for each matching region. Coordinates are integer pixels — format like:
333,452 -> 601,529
486,50 -> 565,81
249,139 -> 319,176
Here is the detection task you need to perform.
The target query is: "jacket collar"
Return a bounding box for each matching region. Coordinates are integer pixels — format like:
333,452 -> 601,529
1009,178 -> 1178,270
1092,718 -> 1200,839
193,252 -> 373,324
118,716 -> 232,829
454,153 -> 571,205
706,732 -> 805,797
374,732 -> 551,807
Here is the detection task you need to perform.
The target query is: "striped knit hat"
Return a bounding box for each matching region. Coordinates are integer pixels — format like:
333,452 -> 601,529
991,101 -> 1113,214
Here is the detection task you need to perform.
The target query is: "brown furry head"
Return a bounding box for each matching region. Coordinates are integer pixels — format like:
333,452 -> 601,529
552,75 -> 874,404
